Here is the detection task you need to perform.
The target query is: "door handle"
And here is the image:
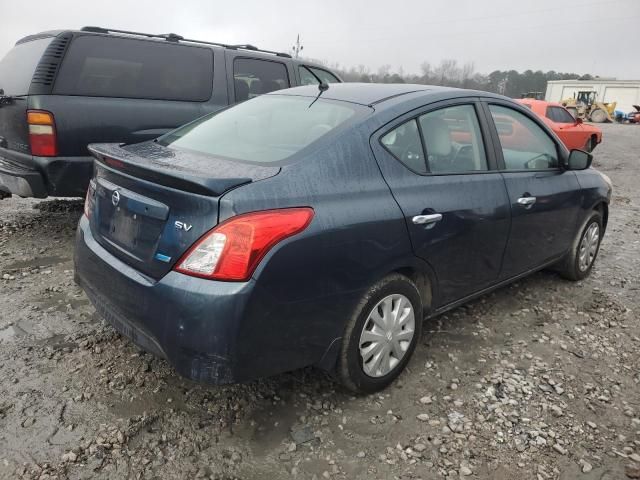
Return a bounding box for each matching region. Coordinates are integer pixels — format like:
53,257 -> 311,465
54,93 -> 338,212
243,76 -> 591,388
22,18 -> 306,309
517,196 -> 537,207
412,213 -> 443,225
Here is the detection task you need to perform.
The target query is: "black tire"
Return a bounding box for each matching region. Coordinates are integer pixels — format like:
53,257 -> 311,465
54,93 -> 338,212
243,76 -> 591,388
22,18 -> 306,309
590,109 -> 607,123
337,274 -> 422,394
585,136 -> 596,153
556,211 -> 603,281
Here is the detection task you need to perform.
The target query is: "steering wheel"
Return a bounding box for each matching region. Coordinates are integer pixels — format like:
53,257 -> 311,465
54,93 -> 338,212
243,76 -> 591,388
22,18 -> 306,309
400,143 -> 424,169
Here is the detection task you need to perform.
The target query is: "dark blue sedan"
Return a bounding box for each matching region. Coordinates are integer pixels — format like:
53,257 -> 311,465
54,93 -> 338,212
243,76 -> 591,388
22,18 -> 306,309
75,83 -> 611,393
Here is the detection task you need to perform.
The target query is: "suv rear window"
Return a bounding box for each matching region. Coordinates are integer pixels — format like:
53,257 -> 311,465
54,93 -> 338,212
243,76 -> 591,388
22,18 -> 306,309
53,35 -> 213,101
0,38 -> 52,95
159,95 -> 358,163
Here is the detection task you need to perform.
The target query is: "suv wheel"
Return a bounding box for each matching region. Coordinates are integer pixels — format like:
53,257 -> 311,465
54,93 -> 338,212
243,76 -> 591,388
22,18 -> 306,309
337,274 -> 422,393
557,211 -> 603,281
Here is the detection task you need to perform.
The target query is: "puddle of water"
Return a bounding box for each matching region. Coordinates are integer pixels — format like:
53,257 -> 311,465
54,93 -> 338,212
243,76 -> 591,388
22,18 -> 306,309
0,324 -> 27,343
235,396 -> 302,456
0,326 -> 17,342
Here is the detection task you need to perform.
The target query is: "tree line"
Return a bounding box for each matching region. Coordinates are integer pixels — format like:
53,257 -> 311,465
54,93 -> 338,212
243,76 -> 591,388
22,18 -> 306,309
324,59 -> 595,98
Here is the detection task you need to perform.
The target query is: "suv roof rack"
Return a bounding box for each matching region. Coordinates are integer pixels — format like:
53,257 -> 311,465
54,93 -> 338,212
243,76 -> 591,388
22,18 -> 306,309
80,26 -> 292,58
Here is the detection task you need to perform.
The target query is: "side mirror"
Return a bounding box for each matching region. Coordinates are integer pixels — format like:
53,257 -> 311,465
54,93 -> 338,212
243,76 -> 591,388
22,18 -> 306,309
566,149 -> 592,170
575,117 -> 583,125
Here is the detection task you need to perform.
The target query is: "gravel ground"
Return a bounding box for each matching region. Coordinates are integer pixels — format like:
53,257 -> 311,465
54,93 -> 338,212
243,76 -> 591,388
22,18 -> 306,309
1,123 -> 639,480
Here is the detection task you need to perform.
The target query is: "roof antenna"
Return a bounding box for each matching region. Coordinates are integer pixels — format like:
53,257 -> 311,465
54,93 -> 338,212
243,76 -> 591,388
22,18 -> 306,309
304,67 -> 329,108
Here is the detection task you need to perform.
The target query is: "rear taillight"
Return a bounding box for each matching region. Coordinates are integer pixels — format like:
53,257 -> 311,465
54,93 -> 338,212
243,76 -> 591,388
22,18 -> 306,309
175,208 -> 314,281
27,110 -> 58,157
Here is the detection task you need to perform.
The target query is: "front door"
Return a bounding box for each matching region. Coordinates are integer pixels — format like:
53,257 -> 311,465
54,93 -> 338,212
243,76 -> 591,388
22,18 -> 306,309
484,102 -> 582,279
371,100 -> 511,307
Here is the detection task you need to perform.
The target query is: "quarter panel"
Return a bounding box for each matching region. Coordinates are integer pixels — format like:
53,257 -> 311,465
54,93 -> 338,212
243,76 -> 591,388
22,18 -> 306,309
218,127 -> 413,370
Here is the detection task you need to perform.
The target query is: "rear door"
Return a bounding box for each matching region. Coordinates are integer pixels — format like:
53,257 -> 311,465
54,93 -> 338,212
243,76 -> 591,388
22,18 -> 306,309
483,101 -> 581,278
371,99 -> 511,307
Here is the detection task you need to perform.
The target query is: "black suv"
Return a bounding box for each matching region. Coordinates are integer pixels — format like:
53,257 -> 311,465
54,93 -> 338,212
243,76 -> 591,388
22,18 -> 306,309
0,27 -> 341,199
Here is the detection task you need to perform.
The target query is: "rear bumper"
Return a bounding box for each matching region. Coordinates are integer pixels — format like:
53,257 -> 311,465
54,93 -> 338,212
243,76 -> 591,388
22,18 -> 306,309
74,215 -> 252,384
0,156 -> 47,197
0,147 -> 93,197
74,214 -> 352,383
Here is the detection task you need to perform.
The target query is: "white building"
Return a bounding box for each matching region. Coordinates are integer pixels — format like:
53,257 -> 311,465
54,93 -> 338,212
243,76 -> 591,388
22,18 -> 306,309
545,80 -> 640,113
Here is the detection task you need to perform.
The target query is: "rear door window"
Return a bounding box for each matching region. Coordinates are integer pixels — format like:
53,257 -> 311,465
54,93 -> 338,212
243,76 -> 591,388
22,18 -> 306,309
53,35 -> 213,101
233,58 -> 290,102
418,105 -> 488,173
0,38 -> 52,95
381,120 -> 426,173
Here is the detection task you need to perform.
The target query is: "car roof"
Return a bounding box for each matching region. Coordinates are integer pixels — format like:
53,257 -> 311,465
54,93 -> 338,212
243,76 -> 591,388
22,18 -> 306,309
273,83 -> 509,107
16,29 -> 326,68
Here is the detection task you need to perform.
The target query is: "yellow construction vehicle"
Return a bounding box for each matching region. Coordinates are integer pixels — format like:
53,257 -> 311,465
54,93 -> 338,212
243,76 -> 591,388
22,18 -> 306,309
561,91 -> 616,123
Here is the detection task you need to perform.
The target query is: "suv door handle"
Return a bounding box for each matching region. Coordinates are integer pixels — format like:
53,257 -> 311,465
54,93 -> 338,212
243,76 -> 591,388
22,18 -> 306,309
412,213 -> 443,225
517,196 -> 537,207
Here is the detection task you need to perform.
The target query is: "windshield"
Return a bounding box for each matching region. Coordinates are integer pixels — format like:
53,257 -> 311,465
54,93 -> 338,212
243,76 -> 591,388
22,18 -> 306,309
0,38 -> 52,96
158,94 -> 359,163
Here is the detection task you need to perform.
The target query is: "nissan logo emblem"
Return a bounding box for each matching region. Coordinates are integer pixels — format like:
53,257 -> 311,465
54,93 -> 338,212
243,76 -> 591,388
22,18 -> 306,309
111,190 -> 120,207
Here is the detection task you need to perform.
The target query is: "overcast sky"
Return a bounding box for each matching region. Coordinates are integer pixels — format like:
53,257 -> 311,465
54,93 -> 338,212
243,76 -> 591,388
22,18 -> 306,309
2,0 -> 639,79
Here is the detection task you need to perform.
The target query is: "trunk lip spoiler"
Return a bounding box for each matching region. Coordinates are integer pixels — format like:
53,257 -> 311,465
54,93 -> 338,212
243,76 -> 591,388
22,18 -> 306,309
88,143 -> 279,197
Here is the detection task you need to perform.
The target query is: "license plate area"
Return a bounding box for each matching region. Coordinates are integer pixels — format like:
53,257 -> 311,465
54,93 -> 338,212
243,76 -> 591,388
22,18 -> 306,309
95,178 -> 169,261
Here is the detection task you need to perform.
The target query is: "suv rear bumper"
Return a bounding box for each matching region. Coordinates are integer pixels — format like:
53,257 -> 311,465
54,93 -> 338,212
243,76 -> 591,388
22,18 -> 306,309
0,156 -> 47,197
0,147 -> 93,197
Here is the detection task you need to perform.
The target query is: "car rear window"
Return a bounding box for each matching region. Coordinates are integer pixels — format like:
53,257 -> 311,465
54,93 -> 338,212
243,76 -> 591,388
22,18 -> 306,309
0,38 -> 52,95
53,35 -> 213,101
159,95 -> 359,163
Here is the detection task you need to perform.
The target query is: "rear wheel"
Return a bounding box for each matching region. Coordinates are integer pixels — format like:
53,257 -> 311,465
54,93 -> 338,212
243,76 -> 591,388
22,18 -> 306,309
337,274 -> 422,394
556,211 -> 603,281
590,109 -> 608,123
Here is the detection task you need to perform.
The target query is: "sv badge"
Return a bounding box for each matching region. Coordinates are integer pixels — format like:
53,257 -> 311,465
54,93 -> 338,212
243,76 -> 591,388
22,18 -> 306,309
174,221 -> 193,232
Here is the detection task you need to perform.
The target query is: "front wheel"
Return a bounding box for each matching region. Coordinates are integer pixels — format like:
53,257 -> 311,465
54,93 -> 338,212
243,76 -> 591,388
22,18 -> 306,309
556,211 -> 603,281
590,109 -> 608,123
337,274 -> 422,394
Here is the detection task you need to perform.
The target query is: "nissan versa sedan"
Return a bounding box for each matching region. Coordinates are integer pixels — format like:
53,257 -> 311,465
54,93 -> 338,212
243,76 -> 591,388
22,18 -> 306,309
74,83 -> 611,393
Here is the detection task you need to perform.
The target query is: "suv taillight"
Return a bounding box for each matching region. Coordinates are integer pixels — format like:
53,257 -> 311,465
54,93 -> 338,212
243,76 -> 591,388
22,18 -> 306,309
174,208 -> 314,281
27,110 -> 58,157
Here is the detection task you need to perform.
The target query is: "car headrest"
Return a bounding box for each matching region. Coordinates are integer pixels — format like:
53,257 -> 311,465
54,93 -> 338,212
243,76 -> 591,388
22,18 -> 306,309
421,117 -> 452,157
263,80 -> 282,94
234,79 -> 249,102
249,80 -> 262,94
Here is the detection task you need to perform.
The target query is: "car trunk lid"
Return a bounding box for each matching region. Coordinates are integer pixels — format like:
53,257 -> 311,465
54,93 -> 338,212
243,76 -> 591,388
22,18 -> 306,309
87,142 -> 279,279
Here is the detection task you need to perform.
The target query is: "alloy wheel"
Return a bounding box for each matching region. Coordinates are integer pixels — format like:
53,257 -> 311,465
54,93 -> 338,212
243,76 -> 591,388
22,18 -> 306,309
359,294 -> 415,378
578,222 -> 600,271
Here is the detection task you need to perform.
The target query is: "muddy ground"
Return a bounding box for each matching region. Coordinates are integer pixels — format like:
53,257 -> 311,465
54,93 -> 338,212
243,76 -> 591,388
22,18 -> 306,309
1,123 -> 639,480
